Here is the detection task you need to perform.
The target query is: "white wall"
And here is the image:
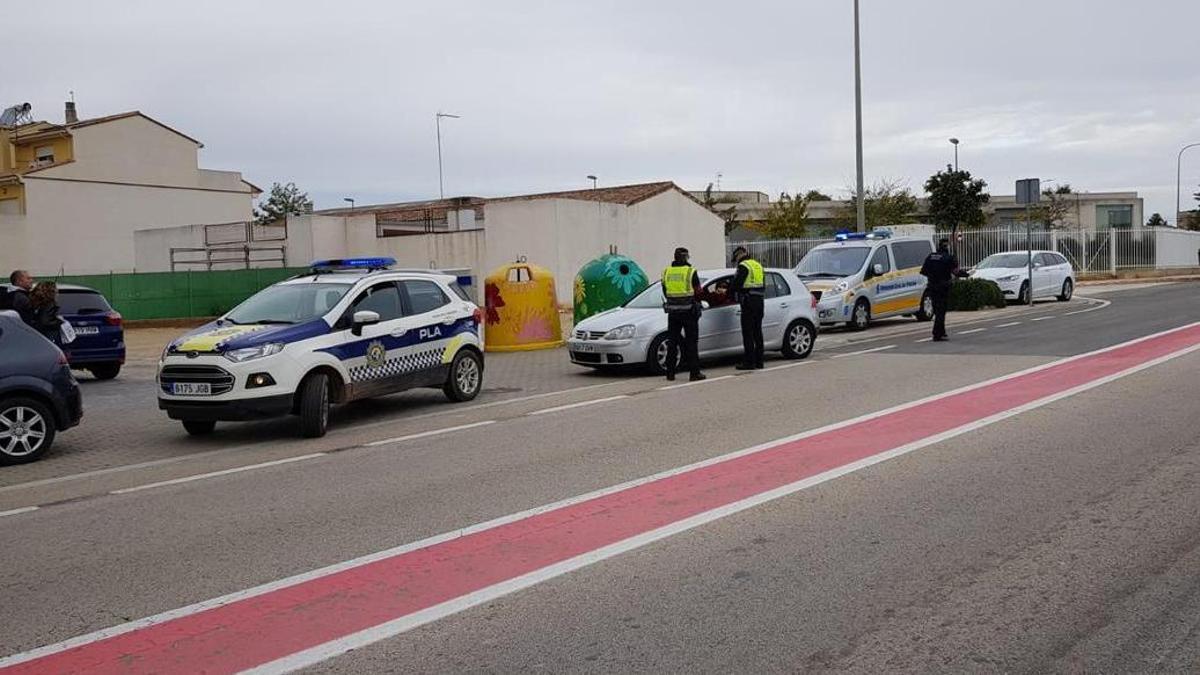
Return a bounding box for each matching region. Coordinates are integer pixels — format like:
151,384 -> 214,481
45,116 -> 207,187
0,215 -> 28,274
484,190 -> 723,306
1155,228 -> 1200,268
21,178 -> 253,274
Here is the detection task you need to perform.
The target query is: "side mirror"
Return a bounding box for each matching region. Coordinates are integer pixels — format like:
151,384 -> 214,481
351,310 -> 380,336
701,300 -> 711,310
872,263 -> 884,276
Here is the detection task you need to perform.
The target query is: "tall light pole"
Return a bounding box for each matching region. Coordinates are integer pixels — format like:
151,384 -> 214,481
1176,142 -> 1200,226
343,197 -> 355,213
436,112 -> 461,200
949,138 -> 959,172
853,0 -> 866,233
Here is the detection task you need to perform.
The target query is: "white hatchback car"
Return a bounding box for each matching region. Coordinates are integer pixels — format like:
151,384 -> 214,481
969,250 -> 1075,304
568,268 -> 818,374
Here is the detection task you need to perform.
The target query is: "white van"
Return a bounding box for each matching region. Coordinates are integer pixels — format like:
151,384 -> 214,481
795,232 -> 935,330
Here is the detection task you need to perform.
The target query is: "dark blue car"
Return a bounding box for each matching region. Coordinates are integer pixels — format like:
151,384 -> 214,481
0,311 -> 83,464
57,285 -> 126,380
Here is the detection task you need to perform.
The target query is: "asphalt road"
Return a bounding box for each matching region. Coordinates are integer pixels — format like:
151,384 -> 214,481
0,282 -> 1197,673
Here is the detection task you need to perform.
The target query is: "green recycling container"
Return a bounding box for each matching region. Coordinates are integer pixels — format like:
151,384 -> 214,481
573,254 -> 649,324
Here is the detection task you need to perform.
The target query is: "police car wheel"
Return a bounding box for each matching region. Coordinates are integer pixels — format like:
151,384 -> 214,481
781,320 -> 815,359
0,397 -> 55,465
182,420 -> 216,436
916,292 -> 934,322
851,299 -> 871,331
444,350 -> 483,402
298,373 -> 330,438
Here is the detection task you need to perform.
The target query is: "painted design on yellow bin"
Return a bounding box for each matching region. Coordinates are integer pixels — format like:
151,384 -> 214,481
483,261 -> 564,352
176,325 -> 269,352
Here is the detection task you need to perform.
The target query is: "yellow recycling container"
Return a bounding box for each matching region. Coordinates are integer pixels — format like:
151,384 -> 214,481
483,260 -> 564,352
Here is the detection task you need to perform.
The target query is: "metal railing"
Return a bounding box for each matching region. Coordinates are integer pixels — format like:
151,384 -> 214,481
729,227 -> 1200,274
170,245 -> 288,271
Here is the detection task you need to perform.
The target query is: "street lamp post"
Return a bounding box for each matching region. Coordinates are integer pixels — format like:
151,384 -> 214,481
436,112 -> 461,200
1176,142 -> 1200,226
853,0 -> 866,233
949,138 -> 959,172
343,197 -> 355,213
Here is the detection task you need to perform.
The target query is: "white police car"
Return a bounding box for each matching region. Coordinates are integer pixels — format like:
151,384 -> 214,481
157,258 -> 484,438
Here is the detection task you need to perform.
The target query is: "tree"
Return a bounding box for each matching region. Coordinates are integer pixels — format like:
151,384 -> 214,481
1146,212 -> 1168,228
1030,183 -> 1076,229
254,182 -> 311,225
745,192 -> 811,238
833,180 -> 919,231
702,183 -> 741,237
803,189 -> 833,201
924,165 -> 990,238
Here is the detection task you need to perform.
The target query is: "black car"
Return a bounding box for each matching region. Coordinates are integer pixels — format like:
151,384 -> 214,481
0,310 -> 83,464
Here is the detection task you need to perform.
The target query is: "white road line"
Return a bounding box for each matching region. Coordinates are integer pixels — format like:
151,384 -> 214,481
392,381 -> 632,424
1063,296 -> 1111,316
109,454 -> 327,495
527,395 -> 629,416
1032,316 -> 1055,321
0,506 -> 38,518
957,328 -> 987,335
915,338 -> 933,343
765,360 -> 812,372
658,375 -> 734,390
363,421 -> 496,447
996,321 -> 1022,328
832,345 -> 896,358
9,322 -> 1197,674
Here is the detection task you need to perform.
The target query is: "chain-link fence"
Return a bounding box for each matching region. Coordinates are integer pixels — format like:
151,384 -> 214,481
729,228 -> 1200,274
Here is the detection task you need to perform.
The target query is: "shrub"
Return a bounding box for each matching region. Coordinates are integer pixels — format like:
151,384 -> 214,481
948,278 -> 1005,311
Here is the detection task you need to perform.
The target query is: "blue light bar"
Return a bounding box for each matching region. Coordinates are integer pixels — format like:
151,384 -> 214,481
310,257 -> 396,271
834,232 -> 869,241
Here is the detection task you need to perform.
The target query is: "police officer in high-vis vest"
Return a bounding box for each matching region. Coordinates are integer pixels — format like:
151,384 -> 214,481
661,247 -> 706,382
729,246 -> 766,369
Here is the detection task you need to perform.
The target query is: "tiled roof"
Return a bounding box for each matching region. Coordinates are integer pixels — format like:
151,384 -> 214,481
316,181 -> 706,217
489,181 -> 678,206
69,111 -> 204,147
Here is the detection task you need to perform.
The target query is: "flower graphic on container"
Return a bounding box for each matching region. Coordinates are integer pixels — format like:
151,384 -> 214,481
604,257 -> 648,295
512,307 -> 555,343
484,282 -> 505,325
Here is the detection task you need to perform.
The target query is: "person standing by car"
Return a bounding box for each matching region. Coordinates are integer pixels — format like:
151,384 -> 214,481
28,281 -> 65,347
729,246 -> 766,370
661,247 -> 705,382
6,270 -> 35,325
919,239 -> 967,342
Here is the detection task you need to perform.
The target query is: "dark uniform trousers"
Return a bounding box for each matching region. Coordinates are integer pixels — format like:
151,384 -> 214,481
739,294 -> 765,367
666,307 -> 701,377
929,282 -> 950,339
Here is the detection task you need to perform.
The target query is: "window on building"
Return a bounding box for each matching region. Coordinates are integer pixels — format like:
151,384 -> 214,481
1097,205 -> 1133,230
34,146 -> 54,166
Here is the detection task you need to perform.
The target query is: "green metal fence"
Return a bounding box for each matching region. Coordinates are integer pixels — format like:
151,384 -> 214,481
52,268 -> 307,321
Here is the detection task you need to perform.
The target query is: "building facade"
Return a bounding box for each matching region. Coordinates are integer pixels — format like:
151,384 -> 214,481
717,190 -> 1145,240
0,105 -> 258,275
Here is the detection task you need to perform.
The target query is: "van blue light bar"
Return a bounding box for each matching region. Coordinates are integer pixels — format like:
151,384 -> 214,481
834,231 -> 869,241
310,257 -> 396,271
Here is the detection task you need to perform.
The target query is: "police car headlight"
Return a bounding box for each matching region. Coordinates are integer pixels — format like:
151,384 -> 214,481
834,280 -> 850,293
603,324 -> 637,340
224,342 -> 285,363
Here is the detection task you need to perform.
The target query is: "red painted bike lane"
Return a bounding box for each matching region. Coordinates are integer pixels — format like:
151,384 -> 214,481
4,323 -> 1199,674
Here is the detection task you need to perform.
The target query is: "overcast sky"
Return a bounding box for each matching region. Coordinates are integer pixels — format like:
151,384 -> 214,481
9,1 -> 1200,221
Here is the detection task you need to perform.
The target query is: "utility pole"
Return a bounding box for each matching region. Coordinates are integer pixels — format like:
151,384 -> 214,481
853,0 -> 866,233
436,112 -> 461,200
1176,143 -> 1200,226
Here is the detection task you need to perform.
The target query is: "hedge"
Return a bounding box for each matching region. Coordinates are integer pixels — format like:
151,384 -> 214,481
948,278 -> 1006,311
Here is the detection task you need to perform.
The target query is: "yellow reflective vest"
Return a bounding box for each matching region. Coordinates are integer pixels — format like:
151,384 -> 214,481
662,264 -> 696,299
739,259 -> 765,289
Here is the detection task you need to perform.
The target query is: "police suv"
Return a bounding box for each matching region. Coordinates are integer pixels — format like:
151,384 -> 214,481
157,258 -> 484,438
